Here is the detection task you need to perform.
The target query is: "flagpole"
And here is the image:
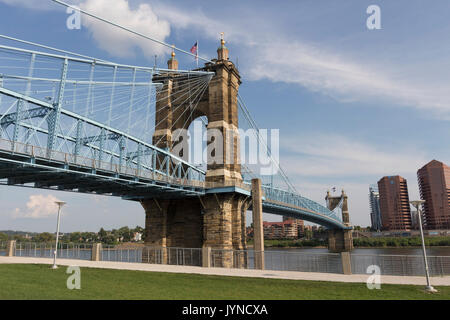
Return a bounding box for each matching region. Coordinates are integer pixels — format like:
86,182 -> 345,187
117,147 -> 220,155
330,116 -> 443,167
196,40 -> 199,68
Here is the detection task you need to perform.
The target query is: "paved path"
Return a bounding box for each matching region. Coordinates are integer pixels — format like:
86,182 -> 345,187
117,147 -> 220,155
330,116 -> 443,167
1,256 -> 450,286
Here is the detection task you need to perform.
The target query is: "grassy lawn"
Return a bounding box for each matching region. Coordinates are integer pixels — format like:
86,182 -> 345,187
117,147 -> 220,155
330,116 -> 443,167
0,264 -> 449,300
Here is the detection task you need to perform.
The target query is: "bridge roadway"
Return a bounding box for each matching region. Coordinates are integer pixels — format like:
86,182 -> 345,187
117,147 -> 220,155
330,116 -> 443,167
0,136 -> 348,230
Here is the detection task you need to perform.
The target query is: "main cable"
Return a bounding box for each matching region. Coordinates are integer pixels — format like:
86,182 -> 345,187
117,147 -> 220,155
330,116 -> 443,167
50,0 -> 213,63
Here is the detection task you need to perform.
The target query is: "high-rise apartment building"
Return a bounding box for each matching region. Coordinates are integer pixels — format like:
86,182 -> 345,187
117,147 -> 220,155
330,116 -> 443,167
417,160 -> 450,230
377,176 -> 412,231
283,216 -> 304,237
369,184 -> 382,231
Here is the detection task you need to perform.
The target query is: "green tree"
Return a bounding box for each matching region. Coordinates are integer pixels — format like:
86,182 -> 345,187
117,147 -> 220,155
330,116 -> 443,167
69,232 -> 82,242
118,226 -> 131,242
0,232 -> 8,241
98,228 -> 107,241
303,229 -> 313,240
34,232 -> 54,242
103,234 -> 116,245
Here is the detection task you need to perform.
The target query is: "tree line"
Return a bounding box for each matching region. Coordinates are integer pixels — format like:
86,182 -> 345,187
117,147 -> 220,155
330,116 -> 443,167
0,226 -> 145,245
250,236 -> 450,248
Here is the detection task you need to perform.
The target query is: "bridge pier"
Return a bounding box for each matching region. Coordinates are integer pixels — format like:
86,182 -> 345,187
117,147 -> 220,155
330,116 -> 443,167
91,243 -> 102,261
202,194 -> 249,268
5,240 -> 15,257
251,179 -> 264,270
141,198 -> 203,264
327,229 -> 353,253
326,190 -> 353,253
141,194 -> 249,268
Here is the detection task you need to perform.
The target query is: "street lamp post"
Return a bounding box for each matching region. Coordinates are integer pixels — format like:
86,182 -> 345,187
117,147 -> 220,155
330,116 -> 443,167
409,200 -> 437,293
52,201 -> 66,269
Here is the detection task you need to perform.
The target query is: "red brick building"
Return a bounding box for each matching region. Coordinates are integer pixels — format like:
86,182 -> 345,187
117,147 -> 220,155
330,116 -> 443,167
377,176 -> 412,231
283,216 -> 304,237
263,220 -> 299,239
417,160 -> 450,230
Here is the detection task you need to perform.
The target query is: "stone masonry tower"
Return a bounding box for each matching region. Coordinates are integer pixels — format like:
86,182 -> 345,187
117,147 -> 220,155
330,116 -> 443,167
325,190 -> 353,252
141,37 -> 250,268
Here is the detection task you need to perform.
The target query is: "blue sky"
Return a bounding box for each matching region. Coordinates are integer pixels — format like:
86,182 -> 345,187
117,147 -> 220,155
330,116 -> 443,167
0,0 -> 449,232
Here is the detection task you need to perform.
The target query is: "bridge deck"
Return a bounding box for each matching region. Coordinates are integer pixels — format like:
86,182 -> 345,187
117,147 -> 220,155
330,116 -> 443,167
0,137 -> 349,229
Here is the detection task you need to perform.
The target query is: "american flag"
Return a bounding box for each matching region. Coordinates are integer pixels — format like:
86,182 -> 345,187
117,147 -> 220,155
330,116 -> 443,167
190,42 -> 198,56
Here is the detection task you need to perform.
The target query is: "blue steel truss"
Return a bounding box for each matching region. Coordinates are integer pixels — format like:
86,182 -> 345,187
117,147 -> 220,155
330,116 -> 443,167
260,185 -> 349,229
0,39 -> 349,230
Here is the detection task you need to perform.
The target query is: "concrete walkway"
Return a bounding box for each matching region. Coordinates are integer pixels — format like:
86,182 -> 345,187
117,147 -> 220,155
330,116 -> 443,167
1,256 -> 450,286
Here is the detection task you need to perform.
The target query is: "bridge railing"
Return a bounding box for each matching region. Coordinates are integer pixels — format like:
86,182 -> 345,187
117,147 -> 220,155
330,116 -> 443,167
210,248 -> 344,273
100,245 -> 203,266
5,242 -> 450,276
12,242 -> 93,260
260,185 -> 342,223
0,241 -> 6,256
209,248 -> 450,276
351,253 -> 450,277
101,245 -> 143,263
0,137 -> 206,189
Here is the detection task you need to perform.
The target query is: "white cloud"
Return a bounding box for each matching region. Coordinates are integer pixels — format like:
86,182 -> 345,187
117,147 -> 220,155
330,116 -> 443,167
79,0 -> 171,58
153,3 -> 253,46
280,134 -> 428,178
0,0 -> 171,59
152,3 -> 450,116
247,41 -> 450,114
13,194 -> 63,219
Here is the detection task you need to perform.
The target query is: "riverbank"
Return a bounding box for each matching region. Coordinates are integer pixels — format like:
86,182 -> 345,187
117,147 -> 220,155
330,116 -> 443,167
30,235 -> 448,251
246,236 -> 450,249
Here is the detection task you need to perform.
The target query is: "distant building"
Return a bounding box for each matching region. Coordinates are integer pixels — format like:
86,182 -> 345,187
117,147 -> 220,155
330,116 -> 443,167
263,222 -> 283,239
283,216 -> 304,237
378,176 -> 412,231
297,222 -> 305,238
263,220 -> 299,239
417,160 -> 450,230
369,184 -> 382,231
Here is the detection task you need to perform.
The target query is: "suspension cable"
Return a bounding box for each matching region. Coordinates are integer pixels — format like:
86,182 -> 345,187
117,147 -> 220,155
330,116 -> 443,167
50,0 -> 213,63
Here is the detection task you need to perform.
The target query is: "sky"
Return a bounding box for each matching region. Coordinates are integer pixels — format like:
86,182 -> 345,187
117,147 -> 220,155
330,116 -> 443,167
0,0 -> 449,233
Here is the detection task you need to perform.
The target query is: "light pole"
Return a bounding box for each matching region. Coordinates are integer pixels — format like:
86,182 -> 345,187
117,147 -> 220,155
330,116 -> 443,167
52,201 -> 66,269
409,200 -> 437,293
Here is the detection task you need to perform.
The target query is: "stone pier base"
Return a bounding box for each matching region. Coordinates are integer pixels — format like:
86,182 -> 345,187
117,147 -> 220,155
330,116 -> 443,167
141,193 -> 249,268
91,243 -> 102,261
328,229 -> 353,253
6,240 -> 16,257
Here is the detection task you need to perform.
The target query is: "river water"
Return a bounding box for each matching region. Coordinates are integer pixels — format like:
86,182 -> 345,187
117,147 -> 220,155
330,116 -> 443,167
266,247 -> 450,256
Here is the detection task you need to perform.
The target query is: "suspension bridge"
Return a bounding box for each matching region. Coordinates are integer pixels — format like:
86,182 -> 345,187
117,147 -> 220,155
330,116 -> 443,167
0,3 -> 352,268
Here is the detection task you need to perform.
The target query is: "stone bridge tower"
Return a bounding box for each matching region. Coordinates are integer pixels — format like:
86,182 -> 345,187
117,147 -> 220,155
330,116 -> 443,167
325,190 -> 353,252
141,37 -> 250,268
